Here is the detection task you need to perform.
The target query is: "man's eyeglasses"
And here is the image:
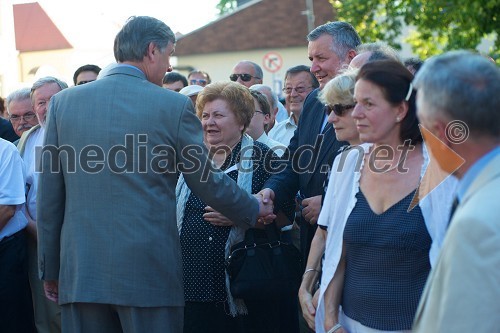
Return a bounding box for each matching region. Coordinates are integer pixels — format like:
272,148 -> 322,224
9,112 -> 37,123
326,104 -> 356,117
77,80 -> 95,85
190,79 -> 207,86
229,74 -> 260,82
282,86 -> 312,94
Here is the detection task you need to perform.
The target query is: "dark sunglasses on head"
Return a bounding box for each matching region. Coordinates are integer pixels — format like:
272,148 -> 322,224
326,103 -> 356,117
229,73 -> 260,82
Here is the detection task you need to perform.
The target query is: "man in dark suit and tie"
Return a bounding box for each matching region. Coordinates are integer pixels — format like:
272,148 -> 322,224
37,16 -> 274,333
259,21 -> 361,331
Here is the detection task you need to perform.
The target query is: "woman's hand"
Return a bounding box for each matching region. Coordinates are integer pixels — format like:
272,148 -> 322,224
298,286 -> 317,330
203,206 -> 234,227
312,288 -> 320,308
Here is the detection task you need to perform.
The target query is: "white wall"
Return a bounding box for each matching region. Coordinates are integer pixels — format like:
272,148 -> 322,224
175,46 -> 310,99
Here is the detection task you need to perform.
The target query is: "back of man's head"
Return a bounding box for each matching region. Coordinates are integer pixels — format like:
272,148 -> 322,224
414,50 -> 500,138
250,84 -> 278,110
356,42 -> 401,62
350,42 -> 401,69
114,16 -> 175,63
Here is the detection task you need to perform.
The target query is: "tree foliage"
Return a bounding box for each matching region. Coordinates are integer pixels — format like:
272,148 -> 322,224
331,0 -> 500,62
214,0 -> 499,62
217,0 -> 237,14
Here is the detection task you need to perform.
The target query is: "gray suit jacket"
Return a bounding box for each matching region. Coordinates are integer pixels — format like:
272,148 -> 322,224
37,65 -> 258,307
413,153 -> 500,332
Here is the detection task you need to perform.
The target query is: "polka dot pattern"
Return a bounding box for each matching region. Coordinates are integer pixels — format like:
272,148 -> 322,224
180,141 -> 277,302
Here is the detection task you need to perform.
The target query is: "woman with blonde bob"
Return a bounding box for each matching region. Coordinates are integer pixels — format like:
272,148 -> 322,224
299,69 -> 362,330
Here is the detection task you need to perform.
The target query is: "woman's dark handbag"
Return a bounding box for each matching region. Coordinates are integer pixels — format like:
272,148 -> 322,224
226,224 -> 302,301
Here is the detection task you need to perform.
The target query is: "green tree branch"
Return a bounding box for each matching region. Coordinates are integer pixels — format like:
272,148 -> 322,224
331,0 -> 499,62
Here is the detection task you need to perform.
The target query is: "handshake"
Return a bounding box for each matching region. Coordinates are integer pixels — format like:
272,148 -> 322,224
254,188 -> 276,225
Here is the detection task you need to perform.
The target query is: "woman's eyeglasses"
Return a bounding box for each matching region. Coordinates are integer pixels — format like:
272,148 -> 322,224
326,104 -> 356,117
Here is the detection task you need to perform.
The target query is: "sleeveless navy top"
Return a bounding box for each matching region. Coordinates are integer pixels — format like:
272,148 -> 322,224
341,190 -> 431,330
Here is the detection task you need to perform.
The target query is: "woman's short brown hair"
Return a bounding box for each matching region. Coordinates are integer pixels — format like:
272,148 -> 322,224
196,82 -> 254,132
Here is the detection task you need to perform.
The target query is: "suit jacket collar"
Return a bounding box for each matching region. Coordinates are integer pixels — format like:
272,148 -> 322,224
462,153 -> 500,205
302,90 -> 339,187
17,124 -> 41,156
103,64 -> 147,81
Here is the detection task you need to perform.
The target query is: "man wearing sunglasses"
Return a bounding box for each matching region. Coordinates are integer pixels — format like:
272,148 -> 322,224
230,60 -> 263,88
6,88 -> 39,138
187,70 -> 211,87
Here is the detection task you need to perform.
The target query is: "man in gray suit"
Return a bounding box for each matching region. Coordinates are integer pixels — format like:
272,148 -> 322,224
413,51 -> 500,331
37,16 -> 274,333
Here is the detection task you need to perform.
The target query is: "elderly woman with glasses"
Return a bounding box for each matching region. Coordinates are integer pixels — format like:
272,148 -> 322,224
313,60 -> 457,333
176,81 -> 293,333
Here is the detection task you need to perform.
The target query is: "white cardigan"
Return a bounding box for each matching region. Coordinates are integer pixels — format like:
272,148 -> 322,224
315,143 -> 458,332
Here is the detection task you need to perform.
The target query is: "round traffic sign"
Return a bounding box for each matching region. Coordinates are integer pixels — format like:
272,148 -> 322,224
262,52 -> 283,73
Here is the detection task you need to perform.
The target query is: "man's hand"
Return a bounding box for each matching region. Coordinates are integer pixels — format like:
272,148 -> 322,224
301,195 -> 322,225
258,188 -> 275,205
255,188 -> 276,224
299,286 -> 317,330
43,280 -> 59,303
203,206 -> 234,227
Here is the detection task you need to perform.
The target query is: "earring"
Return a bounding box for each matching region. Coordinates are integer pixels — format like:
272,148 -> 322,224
396,117 -> 400,122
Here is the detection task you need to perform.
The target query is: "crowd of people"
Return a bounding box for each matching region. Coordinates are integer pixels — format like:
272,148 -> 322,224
1,14 -> 499,333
